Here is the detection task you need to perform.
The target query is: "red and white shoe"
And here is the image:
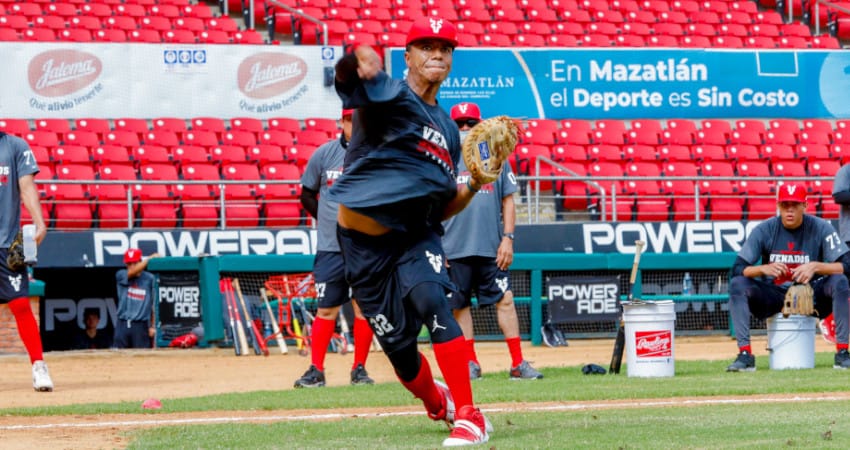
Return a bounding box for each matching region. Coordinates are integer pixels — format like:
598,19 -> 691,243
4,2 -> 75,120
427,380 -> 455,428
820,313 -> 836,344
443,405 -> 490,447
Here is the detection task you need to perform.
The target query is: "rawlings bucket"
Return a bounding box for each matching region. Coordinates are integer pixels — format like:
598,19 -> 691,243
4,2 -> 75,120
623,300 -> 676,377
766,314 -> 816,370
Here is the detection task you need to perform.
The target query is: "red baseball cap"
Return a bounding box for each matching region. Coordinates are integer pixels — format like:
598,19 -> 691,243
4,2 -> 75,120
342,109 -> 354,118
450,102 -> 481,121
777,183 -> 807,203
405,17 -> 458,48
124,248 -> 142,264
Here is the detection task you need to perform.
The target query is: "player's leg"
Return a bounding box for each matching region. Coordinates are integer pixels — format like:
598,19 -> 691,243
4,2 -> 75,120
350,300 -> 375,384
8,296 -> 53,391
727,276 -> 784,371
812,274 -> 850,368
447,259 -> 480,379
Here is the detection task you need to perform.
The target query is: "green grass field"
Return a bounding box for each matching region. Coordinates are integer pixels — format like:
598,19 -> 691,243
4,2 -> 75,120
5,353 -> 850,449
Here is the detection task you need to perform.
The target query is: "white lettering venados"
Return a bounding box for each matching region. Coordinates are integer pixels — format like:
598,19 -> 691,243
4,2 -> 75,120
244,62 -> 302,92
36,59 -> 97,90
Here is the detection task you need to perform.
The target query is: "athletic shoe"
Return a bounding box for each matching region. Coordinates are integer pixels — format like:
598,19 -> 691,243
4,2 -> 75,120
442,405 -> 490,447
834,349 -> 850,369
468,361 -> 482,380
32,360 -> 53,392
428,380 -> 455,428
350,363 -> 375,385
726,351 -> 756,372
509,360 -> 543,380
293,365 -> 326,388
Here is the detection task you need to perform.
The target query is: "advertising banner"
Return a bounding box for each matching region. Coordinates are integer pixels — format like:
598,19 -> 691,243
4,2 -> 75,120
547,275 -> 620,323
0,43 -> 343,119
387,48 -> 849,119
157,271 -> 202,345
32,221 -> 777,267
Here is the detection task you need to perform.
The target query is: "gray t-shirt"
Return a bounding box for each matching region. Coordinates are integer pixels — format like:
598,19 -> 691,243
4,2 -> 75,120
833,163 -> 850,243
115,270 -> 157,324
0,134 -> 39,248
442,160 -> 518,259
738,215 -> 848,286
301,137 -> 345,252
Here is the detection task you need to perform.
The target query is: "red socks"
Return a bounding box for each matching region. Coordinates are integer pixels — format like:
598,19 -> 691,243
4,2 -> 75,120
433,336 -> 473,411
739,345 -> 752,354
837,343 -> 848,351
466,338 -> 479,364
506,336 -> 523,367
399,352 -> 443,414
352,317 -> 373,370
8,297 -> 43,363
309,316 -> 335,371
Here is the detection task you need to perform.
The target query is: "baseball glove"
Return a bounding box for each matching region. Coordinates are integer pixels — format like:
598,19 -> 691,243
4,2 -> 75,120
461,116 -> 519,184
782,283 -> 815,318
6,231 -> 25,271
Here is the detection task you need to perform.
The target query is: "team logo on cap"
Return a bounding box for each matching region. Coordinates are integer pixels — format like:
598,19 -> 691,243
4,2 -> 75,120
429,18 -> 444,33
457,103 -> 469,114
785,184 -> 797,196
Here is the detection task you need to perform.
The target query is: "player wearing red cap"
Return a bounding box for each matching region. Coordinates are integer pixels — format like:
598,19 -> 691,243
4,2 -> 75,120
293,109 -> 376,388
444,102 -> 543,381
114,248 -> 160,349
726,183 -> 850,371
328,16 -> 491,446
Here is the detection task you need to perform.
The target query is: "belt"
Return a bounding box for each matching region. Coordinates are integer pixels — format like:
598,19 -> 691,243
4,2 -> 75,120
121,320 -> 148,328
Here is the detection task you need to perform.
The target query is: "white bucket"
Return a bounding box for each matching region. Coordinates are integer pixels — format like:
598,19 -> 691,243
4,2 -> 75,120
766,314 -> 817,370
623,300 -> 676,378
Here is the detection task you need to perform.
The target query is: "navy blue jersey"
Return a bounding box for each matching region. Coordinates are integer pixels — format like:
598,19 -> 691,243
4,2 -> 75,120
328,71 -> 461,234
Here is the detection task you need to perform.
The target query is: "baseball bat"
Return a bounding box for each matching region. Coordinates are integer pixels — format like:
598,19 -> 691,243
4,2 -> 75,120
223,281 -> 242,356
225,278 -> 250,357
233,278 -> 269,357
260,287 -> 288,354
609,240 -> 645,374
338,306 -> 355,354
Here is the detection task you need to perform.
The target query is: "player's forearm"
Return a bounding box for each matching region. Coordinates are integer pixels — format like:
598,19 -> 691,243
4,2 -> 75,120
815,261 -> 845,276
300,188 -> 319,218
502,195 -> 516,234
443,181 -> 480,220
19,176 -> 46,231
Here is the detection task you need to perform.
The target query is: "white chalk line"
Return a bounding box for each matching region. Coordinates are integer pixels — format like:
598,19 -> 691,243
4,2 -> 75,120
2,395 -> 848,431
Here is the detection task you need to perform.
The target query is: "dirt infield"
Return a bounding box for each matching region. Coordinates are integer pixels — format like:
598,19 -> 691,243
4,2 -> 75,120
0,334 -> 835,449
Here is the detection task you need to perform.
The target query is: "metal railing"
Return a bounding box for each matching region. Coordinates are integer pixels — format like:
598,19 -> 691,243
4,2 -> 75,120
810,0 -> 850,36
35,172 -> 835,230
265,0 -> 328,45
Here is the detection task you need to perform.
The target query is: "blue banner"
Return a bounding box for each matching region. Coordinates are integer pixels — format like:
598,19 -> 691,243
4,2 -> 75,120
387,48 -> 850,119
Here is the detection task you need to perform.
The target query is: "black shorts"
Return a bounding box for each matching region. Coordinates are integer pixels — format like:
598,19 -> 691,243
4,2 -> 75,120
447,256 -> 512,309
336,226 -> 455,352
0,248 -> 29,303
313,251 -> 352,309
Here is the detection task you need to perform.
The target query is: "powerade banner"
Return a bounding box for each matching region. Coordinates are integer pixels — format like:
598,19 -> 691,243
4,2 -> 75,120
34,221 -> 777,267
387,48 -> 850,119
547,276 -> 620,323
157,271 -> 201,345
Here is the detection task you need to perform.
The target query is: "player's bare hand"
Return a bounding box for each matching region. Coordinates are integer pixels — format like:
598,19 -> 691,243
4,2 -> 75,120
34,224 -> 47,245
496,238 -> 513,271
790,263 -> 817,284
761,262 -> 788,279
355,45 -> 382,80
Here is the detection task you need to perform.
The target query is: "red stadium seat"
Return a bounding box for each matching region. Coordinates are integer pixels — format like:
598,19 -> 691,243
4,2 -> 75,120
587,144 -> 622,161
210,145 -> 247,165
691,144 -> 726,162
221,130 -> 257,147
736,159 -> 771,177
55,163 -> 96,181
182,130 -> 220,148
796,144 -> 831,161
172,145 -> 209,165
191,117 -> 227,134
152,117 -> 188,133
133,184 -> 178,228
284,144 -> 317,168
268,117 -> 302,134
174,183 -> 219,228
247,145 -> 284,166
35,118 -> 71,134
63,130 -> 101,147
296,130 -> 332,147
725,144 -> 759,161
142,130 -> 180,148
658,144 -> 691,161
132,145 -> 171,165
761,144 -> 796,162
182,162 -> 221,181
92,145 -> 131,166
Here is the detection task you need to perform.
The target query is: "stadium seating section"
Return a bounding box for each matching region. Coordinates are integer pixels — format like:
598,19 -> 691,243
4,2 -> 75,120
7,115 -> 845,228
2,0 -> 848,227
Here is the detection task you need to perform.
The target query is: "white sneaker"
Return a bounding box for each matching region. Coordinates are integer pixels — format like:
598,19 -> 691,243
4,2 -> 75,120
442,405 -> 490,447
32,360 -> 54,392
429,380 -> 455,427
